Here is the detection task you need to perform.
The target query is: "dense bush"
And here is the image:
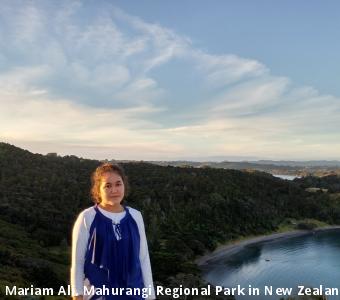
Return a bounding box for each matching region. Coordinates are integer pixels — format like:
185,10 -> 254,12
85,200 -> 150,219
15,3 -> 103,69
1,142 -> 340,292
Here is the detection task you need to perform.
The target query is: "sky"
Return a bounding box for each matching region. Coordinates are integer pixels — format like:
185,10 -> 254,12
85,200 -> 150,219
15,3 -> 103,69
0,0 -> 339,161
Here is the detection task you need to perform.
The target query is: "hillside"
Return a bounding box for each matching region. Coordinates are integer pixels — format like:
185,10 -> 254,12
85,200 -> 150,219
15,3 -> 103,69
1,142 -> 340,299
149,160 -> 340,177
294,175 -> 340,193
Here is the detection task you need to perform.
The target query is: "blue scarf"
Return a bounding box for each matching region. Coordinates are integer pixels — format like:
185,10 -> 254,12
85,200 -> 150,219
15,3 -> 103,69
84,205 -> 144,299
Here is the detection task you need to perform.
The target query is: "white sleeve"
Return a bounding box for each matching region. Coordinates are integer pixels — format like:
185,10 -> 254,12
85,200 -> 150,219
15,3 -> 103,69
137,212 -> 156,299
70,211 -> 89,296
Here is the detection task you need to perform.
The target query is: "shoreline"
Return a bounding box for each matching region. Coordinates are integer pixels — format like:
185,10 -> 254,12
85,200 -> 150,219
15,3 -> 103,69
195,225 -> 340,267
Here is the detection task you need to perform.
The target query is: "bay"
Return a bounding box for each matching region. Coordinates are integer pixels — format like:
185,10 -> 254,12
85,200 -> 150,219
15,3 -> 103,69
273,174 -> 300,180
203,229 -> 340,299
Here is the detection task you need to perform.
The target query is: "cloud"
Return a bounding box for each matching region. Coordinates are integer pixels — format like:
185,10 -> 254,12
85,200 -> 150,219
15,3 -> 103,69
0,73 -> 176,159
209,76 -> 290,115
112,7 -> 191,71
0,1 -> 164,107
0,1 -> 339,160
191,51 -> 268,87
0,0 -> 268,107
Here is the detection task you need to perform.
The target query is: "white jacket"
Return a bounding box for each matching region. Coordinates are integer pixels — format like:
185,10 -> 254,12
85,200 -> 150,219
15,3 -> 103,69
70,205 -> 156,299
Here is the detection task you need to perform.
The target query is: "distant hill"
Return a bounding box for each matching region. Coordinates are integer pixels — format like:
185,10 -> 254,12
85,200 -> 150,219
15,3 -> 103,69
1,141 -> 340,299
252,160 -> 340,167
146,160 -> 340,177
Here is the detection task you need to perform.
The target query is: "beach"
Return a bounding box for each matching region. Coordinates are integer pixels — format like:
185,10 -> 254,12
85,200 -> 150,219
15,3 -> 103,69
196,225 -> 340,267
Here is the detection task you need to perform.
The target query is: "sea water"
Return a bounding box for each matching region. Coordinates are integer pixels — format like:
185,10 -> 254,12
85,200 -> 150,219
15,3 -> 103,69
203,229 -> 340,299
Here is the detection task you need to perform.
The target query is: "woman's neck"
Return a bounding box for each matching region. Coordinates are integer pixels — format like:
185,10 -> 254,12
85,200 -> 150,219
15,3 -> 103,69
98,202 -> 124,213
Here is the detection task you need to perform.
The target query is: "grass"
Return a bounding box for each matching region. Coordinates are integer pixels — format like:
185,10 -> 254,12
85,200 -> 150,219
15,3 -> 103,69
211,218 -> 332,252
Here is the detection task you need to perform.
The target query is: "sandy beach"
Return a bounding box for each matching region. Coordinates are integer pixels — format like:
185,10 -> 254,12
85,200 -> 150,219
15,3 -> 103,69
195,225 -> 340,267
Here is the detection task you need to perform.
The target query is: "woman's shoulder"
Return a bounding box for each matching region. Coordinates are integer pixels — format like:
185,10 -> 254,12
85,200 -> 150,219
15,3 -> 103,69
76,205 -> 96,221
79,205 -> 95,213
73,206 -> 96,230
127,206 -> 143,220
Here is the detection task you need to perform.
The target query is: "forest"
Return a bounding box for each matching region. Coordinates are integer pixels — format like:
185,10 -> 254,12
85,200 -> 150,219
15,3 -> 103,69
0,142 -> 339,300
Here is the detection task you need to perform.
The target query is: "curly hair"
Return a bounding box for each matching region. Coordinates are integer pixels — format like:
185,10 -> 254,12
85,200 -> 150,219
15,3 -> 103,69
90,163 -> 129,204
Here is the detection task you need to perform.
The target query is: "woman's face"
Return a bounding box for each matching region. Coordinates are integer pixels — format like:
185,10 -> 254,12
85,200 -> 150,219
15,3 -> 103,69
99,172 -> 125,206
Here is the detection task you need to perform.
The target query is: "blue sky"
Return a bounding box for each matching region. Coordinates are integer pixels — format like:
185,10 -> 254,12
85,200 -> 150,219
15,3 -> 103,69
0,0 -> 339,161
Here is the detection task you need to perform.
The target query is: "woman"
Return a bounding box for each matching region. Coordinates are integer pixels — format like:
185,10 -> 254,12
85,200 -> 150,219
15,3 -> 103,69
71,163 -> 155,300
